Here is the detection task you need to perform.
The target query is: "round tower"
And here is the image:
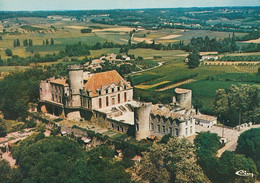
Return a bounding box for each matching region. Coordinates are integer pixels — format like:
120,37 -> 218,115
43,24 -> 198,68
134,102 -> 153,140
68,65 -> 83,107
175,88 -> 192,108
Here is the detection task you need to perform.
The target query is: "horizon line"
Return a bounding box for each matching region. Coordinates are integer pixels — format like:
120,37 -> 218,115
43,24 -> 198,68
0,5 -> 259,12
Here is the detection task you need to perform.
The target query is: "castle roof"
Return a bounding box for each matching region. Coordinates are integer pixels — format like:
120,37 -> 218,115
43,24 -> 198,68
175,88 -> 191,94
50,78 -> 68,86
195,114 -> 217,122
84,70 -> 128,97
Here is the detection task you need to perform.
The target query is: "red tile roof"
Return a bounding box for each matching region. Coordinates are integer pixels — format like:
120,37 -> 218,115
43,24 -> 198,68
84,70 -> 128,96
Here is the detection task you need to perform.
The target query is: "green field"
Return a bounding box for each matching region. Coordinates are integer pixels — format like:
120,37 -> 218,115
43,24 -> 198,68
0,66 -> 31,73
131,55 -> 259,113
128,48 -> 187,59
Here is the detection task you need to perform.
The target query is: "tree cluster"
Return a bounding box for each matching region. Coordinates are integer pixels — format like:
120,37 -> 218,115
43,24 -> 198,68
9,134 -> 131,183
137,137 -> 209,182
194,131 -> 258,183
213,84 -> 259,126
236,128 -> 260,177
0,68 -> 52,119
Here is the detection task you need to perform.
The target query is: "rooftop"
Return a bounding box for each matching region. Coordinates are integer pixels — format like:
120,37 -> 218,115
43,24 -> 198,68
50,78 -> 68,86
84,70 -> 129,97
175,88 -> 191,94
195,114 -> 217,121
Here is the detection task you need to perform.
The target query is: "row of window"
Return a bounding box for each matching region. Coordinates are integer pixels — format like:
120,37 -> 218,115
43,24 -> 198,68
151,117 -> 194,126
51,85 -> 63,94
52,94 -> 62,103
111,123 -> 124,132
151,123 -> 193,136
99,92 -> 127,108
98,85 -> 127,96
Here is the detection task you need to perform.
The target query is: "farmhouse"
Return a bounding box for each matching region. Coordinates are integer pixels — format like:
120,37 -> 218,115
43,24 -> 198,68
39,65 -> 215,140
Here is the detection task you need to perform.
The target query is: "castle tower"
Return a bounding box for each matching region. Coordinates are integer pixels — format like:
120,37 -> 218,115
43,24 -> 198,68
134,102 -> 153,140
68,65 -> 83,107
175,88 -> 192,108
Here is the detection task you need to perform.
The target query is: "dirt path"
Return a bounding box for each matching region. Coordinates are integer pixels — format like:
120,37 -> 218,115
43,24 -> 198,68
125,62 -> 164,76
156,79 -> 196,91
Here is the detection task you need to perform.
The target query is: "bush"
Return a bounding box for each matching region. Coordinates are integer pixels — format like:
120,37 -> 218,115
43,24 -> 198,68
5,49 -> 12,56
10,122 -> 26,132
80,28 -> 92,33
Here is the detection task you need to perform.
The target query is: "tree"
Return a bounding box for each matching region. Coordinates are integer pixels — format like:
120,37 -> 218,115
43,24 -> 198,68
12,135 -> 131,183
236,128 -> 260,173
0,118 -> 7,137
187,51 -> 200,68
42,40 -> 45,45
46,39 -> 49,45
0,160 -> 23,183
213,88 -> 229,122
16,39 -> 20,46
218,151 -> 257,183
23,39 -> 28,47
5,49 -> 12,56
13,39 -> 17,47
0,68 -> 51,120
194,131 -> 222,180
213,84 -> 259,126
28,39 -> 33,46
137,138 -> 209,183
193,98 -> 203,114
0,35 -> 2,40
50,38 -> 54,45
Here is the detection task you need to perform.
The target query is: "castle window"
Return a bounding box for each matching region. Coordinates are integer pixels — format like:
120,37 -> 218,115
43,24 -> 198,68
112,123 -> 114,129
124,92 -> 127,102
175,128 -> 179,136
162,126 -> 165,134
151,123 -> 154,130
118,94 -> 120,104
98,91 -> 101,95
112,88 -> 114,92
106,96 -> 109,106
52,94 -> 54,101
99,98 -> 102,109
157,125 -> 160,133
136,123 -> 139,131
106,89 -> 108,94
118,87 -> 120,91
124,85 -> 127,90
185,128 -> 188,136
190,126 -> 193,134
186,120 -> 188,126
169,127 -> 172,135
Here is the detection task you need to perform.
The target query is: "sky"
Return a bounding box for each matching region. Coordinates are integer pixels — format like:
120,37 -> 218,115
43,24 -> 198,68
0,0 -> 259,11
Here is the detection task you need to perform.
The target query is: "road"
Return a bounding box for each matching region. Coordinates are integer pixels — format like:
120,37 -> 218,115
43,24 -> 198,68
195,124 -> 260,157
